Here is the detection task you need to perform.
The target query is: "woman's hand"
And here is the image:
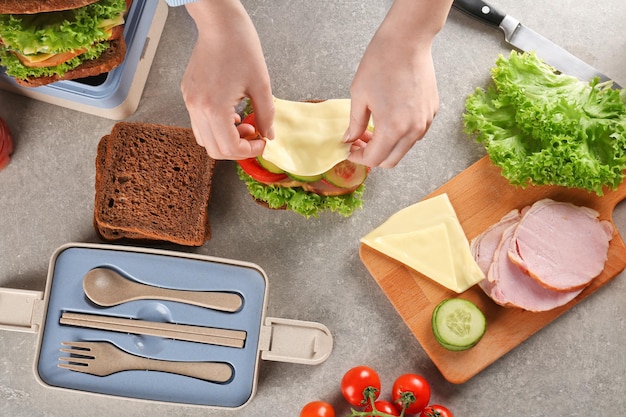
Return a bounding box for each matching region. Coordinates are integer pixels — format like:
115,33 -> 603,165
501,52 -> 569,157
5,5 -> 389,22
345,0 -> 453,168
182,0 -> 274,160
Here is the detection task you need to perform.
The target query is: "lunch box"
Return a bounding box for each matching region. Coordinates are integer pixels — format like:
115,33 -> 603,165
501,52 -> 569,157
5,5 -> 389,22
0,243 -> 333,409
0,0 -> 168,120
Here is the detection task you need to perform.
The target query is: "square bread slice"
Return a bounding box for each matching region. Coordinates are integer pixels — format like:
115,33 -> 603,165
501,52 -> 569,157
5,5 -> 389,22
94,122 -> 215,246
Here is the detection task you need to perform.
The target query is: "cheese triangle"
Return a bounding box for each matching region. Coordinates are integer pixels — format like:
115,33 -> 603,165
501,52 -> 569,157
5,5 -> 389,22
361,193 -> 484,293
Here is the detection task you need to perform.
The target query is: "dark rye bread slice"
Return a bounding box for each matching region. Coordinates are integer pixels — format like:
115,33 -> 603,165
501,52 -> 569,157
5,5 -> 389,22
14,37 -> 127,87
0,0 -> 100,14
94,123 -> 216,246
94,135 -> 150,241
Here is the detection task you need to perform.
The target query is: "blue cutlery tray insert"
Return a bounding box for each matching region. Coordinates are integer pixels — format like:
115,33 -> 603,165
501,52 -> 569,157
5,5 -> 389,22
36,245 -> 267,408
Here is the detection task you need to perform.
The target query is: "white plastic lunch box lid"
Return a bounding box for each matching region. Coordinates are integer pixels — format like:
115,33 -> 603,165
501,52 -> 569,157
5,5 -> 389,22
0,243 -> 333,410
0,0 -> 168,120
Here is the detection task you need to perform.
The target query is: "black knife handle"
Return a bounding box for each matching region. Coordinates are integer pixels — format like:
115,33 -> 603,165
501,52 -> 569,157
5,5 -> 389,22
452,0 -> 506,27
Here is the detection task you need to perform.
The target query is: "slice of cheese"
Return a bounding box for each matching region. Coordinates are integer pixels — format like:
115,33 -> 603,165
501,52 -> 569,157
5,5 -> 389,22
262,98 -> 353,176
361,193 -> 484,293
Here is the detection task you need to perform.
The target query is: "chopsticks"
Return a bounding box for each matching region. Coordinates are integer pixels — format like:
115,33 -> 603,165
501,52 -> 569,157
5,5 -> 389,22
60,312 -> 246,348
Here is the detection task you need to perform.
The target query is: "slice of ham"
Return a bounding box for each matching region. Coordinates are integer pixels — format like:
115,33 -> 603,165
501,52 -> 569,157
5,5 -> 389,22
470,209 -> 521,298
471,209 -> 521,276
508,199 -> 613,292
485,225 -> 583,311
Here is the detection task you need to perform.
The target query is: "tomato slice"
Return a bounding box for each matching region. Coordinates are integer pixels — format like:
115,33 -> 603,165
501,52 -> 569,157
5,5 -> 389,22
242,112 -> 256,126
238,157 -> 288,184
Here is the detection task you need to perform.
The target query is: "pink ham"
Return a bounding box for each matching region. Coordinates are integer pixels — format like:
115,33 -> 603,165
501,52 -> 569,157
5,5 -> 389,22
470,209 -> 521,296
471,209 -> 521,275
508,199 -> 613,292
484,224 -> 583,312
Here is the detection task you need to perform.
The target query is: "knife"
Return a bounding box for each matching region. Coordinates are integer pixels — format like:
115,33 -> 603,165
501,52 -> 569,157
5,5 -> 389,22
452,0 -> 621,88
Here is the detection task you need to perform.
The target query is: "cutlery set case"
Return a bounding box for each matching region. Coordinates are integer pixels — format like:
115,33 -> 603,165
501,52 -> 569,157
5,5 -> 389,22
0,243 -> 333,409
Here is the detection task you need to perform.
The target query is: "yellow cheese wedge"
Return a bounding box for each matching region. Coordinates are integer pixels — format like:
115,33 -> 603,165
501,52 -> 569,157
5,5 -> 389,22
19,52 -> 56,64
361,193 -> 484,293
262,98 -> 354,176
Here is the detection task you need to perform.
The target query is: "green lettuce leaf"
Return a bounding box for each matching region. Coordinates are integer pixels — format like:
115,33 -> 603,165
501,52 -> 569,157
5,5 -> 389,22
236,165 -> 364,218
0,0 -> 127,54
464,51 -> 626,195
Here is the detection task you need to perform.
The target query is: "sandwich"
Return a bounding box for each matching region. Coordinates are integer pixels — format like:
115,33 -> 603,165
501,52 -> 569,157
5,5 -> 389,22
0,0 -> 130,87
236,98 -> 371,218
94,122 -> 216,246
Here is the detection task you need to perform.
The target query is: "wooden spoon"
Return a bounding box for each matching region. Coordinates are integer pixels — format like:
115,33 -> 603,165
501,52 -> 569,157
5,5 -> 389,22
83,268 -> 243,312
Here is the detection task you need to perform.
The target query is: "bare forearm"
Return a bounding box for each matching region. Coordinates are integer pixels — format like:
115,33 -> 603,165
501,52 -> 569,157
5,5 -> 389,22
379,0 -> 454,47
185,0 -> 250,38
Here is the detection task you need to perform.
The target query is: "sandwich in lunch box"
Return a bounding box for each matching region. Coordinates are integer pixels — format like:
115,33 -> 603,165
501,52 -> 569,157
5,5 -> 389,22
0,0 -> 131,87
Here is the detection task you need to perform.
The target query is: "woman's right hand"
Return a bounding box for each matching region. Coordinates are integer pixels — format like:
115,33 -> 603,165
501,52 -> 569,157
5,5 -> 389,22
182,0 -> 274,160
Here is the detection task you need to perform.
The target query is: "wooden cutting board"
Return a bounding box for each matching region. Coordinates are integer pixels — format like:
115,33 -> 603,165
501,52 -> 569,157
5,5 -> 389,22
360,156 -> 626,384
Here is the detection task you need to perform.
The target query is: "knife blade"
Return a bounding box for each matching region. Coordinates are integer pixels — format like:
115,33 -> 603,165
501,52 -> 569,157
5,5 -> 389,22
452,0 -> 621,88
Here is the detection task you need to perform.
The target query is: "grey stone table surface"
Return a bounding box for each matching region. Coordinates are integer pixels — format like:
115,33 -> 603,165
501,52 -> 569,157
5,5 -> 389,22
1,1 -> 624,416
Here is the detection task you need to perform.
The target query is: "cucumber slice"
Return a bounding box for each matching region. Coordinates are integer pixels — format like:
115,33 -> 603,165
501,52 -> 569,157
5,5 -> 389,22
432,298 -> 486,351
287,172 -> 324,182
323,160 -> 368,188
257,156 -> 285,174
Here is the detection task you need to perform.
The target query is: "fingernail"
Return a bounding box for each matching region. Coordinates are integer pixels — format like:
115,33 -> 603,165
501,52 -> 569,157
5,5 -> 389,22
342,129 -> 351,143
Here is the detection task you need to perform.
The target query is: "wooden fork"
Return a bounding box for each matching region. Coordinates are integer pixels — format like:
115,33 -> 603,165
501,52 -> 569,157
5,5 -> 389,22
58,341 -> 233,383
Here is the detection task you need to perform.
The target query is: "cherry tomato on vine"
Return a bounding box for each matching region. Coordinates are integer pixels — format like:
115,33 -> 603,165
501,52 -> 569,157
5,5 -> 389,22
422,404 -> 453,417
300,401 -> 335,417
364,400 -> 400,416
340,366 -> 381,406
391,374 -> 431,415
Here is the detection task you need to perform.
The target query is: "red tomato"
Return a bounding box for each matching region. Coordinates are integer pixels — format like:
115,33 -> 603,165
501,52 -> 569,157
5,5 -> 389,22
237,157 -> 288,183
391,374 -> 431,415
341,366 -> 381,406
0,117 -> 13,170
239,113 -> 260,140
242,112 -> 256,127
364,400 -> 400,416
300,401 -> 335,417
422,404 -> 453,417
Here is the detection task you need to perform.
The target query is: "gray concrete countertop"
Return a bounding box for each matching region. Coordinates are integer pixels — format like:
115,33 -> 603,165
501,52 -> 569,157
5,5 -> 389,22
1,1 -> 625,415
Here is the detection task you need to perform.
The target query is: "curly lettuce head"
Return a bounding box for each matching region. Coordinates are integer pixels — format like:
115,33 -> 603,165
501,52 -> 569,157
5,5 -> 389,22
464,51 -> 626,195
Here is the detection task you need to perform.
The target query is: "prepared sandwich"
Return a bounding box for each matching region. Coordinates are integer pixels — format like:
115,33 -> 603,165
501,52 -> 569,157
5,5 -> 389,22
0,0 -> 130,87
94,122 -> 216,246
236,98 -> 371,218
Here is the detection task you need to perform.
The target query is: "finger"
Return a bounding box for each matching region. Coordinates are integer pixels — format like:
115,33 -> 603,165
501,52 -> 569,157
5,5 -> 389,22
237,123 -> 258,139
211,116 -> 263,159
347,131 -> 393,167
189,108 -> 251,160
248,85 -> 275,139
344,98 -> 372,143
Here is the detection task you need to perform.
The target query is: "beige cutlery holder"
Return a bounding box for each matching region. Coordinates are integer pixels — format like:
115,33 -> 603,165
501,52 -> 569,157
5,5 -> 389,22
0,243 -> 333,409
